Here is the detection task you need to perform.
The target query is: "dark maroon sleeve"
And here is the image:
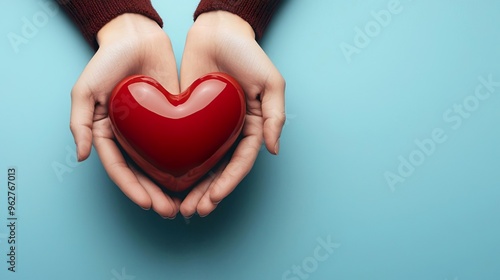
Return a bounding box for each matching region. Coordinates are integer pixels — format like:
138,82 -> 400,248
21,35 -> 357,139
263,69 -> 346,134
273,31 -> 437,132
57,0 -> 163,50
194,0 -> 281,40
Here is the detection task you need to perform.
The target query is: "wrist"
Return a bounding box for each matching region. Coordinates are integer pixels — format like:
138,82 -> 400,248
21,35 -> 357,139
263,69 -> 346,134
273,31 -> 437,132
97,13 -> 164,46
193,0 -> 281,40
194,11 -> 255,39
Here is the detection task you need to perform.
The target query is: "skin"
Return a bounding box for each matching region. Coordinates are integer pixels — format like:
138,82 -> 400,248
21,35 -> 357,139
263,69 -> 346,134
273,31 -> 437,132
69,11 -> 286,219
179,11 -> 286,217
70,13 -> 181,219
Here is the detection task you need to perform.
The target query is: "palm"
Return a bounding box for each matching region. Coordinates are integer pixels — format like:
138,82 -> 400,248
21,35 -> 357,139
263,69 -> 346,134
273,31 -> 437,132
70,14 -> 181,218
178,11 -> 285,217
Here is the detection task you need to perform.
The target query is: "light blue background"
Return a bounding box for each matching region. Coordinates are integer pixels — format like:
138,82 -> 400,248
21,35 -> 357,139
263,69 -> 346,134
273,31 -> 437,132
1,0 -> 500,279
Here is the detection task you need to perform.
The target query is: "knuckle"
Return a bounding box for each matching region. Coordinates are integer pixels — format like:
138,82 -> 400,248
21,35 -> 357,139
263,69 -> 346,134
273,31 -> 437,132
276,112 -> 286,125
274,73 -> 286,91
279,75 -> 286,88
69,120 -> 78,132
70,85 -> 82,99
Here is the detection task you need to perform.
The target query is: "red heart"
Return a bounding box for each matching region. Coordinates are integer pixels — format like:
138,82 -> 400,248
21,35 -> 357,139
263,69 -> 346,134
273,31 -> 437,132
108,73 -> 246,192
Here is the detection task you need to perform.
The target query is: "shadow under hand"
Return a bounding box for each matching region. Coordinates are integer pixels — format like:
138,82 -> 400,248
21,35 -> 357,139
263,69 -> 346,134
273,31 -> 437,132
112,160 -> 267,259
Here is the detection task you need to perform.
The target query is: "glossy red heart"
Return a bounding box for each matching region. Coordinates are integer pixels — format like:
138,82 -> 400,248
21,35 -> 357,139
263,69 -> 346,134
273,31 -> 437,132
108,73 -> 246,192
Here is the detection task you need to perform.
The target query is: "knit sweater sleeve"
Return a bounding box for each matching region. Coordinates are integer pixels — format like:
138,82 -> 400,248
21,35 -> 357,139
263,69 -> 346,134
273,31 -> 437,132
194,0 -> 281,40
57,0 -> 163,50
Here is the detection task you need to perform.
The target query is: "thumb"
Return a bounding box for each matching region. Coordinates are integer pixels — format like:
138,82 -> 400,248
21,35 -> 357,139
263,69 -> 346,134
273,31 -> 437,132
70,84 -> 95,162
261,71 -> 286,155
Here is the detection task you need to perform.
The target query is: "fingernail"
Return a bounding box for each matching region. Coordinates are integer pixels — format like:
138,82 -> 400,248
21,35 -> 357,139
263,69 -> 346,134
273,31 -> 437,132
274,139 -> 280,155
141,206 -> 150,211
184,215 -> 193,219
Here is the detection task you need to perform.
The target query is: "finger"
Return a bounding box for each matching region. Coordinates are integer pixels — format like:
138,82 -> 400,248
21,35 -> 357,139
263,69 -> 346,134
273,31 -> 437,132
70,84 -> 95,162
180,170 -> 218,218
180,159 -> 228,218
261,71 -> 286,155
130,166 -> 179,219
92,122 -> 152,209
197,117 -> 263,217
172,197 -> 182,211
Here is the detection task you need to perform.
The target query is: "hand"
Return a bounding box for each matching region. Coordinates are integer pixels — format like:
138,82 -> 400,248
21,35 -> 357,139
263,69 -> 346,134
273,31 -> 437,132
179,11 -> 286,217
69,13 -> 181,218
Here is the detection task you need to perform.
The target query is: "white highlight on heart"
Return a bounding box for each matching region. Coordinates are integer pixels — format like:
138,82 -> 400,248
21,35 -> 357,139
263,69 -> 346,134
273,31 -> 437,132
129,79 -> 226,119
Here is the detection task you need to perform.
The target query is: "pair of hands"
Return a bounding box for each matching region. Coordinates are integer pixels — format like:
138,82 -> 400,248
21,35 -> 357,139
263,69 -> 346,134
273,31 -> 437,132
70,11 -> 286,219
